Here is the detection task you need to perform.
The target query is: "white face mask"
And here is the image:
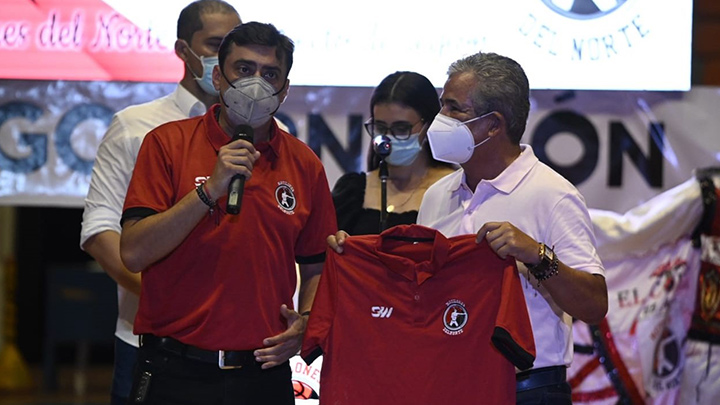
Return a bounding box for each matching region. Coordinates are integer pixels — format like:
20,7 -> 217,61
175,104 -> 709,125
187,47 -> 219,96
385,134 -> 424,166
427,112 -> 494,164
221,74 -> 283,128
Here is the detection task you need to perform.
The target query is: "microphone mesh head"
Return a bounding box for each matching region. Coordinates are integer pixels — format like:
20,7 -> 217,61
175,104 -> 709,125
233,124 -> 254,143
373,135 -> 391,158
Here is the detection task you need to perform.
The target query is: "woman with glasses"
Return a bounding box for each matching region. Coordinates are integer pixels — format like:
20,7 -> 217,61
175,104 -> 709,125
331,71 -> 456,235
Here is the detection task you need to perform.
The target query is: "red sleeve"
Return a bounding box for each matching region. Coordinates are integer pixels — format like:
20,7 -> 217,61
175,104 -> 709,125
301,247 -> 339,363
491,263 -> 536,370
123,129 -> 176,215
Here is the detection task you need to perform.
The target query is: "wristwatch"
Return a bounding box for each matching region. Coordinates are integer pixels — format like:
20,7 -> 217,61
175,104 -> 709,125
525,243 -> 559,284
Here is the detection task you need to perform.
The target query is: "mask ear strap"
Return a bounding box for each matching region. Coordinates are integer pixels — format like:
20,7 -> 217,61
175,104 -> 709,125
268,80 -> 288,116
472,135 -> 492,149
218,72 -> 236,110
187,62 -> 202,81
219,90 -> 231,110
181,41 -> 204,80
462,110 -> 495,126
220,69 -> 236,89
269,100 -> 281,116
417,121 -> 429,145
272,79 -> 287,97
185,45 -> 202,62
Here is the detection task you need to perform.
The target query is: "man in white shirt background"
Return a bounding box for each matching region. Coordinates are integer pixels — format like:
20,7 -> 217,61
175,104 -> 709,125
79,2 -> 240,403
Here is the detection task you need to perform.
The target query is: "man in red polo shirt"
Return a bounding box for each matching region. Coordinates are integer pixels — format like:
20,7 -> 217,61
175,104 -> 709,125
120,22 -> 337,404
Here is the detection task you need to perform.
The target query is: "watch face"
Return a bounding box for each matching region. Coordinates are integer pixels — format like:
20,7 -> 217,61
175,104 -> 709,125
541,244 -> 554,262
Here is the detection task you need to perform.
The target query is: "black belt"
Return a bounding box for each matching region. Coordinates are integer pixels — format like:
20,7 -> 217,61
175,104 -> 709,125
516,366 -> 567,392
140,334 -> 258,370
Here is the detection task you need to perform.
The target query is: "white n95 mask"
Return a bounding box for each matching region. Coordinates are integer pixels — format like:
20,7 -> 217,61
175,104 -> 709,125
426,112 -> 494,164
221,75 -> 282,128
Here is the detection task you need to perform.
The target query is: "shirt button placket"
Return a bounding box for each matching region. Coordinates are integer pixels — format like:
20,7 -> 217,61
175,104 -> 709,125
412,290 -> 422,325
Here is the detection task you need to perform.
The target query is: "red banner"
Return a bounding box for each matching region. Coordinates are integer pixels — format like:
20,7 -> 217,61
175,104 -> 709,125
0,0 -> 181,82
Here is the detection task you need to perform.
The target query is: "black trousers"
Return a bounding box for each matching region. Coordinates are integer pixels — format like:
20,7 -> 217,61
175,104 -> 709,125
516,382 -> 572,404
516,366 -> 572,405
127,342 -> 294,405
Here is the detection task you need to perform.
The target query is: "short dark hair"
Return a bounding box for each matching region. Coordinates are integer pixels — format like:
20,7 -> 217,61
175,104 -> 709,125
366,71 -> 453,171
218,22 -> 295,78
177,0 -> 239,44
448,52 -> 530,144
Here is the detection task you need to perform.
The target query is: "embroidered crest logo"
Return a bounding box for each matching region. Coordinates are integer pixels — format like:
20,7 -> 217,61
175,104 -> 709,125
275,181 -> 296,214
443,299 -> 468,336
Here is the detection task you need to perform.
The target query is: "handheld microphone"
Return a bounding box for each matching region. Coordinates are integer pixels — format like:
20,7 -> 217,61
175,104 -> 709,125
226,124 -> 254,215
372,135 -> 392,159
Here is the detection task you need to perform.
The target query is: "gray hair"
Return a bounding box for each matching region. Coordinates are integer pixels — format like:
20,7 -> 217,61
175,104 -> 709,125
448,52 -> 530,144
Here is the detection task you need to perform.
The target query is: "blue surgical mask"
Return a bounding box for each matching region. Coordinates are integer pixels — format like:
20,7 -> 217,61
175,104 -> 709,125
187,47 -> 219,96
385,134 -> 424,166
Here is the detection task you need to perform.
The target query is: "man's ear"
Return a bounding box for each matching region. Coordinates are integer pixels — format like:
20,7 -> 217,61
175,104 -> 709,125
175,39 -> 190,63
212,64 -> 222,92
487,112 -> 505,137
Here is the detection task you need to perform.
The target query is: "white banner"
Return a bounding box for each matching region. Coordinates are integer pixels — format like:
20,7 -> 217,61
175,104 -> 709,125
0,80 -> 719,212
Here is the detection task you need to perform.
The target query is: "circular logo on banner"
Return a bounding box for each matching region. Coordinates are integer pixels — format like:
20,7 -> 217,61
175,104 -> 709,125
443,300 -> 468,336
275,181 -> 296,214
517,0 -> 649,65
542,0 -> 628,20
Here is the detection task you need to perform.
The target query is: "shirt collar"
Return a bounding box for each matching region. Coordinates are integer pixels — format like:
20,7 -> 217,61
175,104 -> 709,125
449,144 -> 538,196
255,119 -> 282,161
204,105 -> 231,151
374,224 -> 450,285
483,144 -> 537,195
175,84 -> 207,118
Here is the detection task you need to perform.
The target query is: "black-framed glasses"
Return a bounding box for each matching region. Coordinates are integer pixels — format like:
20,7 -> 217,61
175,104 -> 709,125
363,118 -> 424,140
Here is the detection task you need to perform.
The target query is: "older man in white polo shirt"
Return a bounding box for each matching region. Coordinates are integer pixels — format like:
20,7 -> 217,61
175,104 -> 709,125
417,51 -> 608,405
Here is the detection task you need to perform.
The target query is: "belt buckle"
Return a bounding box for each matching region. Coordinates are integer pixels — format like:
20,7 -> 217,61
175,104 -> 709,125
218,350 -> 243,370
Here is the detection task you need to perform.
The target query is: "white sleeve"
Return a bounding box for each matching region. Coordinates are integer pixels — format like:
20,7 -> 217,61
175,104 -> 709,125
548,192 -> 605,276
79,113 -> 137,249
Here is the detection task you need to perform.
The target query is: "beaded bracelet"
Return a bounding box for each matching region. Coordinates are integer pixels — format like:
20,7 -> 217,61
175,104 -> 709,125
196,183 -> 216,210
532,254 -> 559,282
526,243 -> 559,286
